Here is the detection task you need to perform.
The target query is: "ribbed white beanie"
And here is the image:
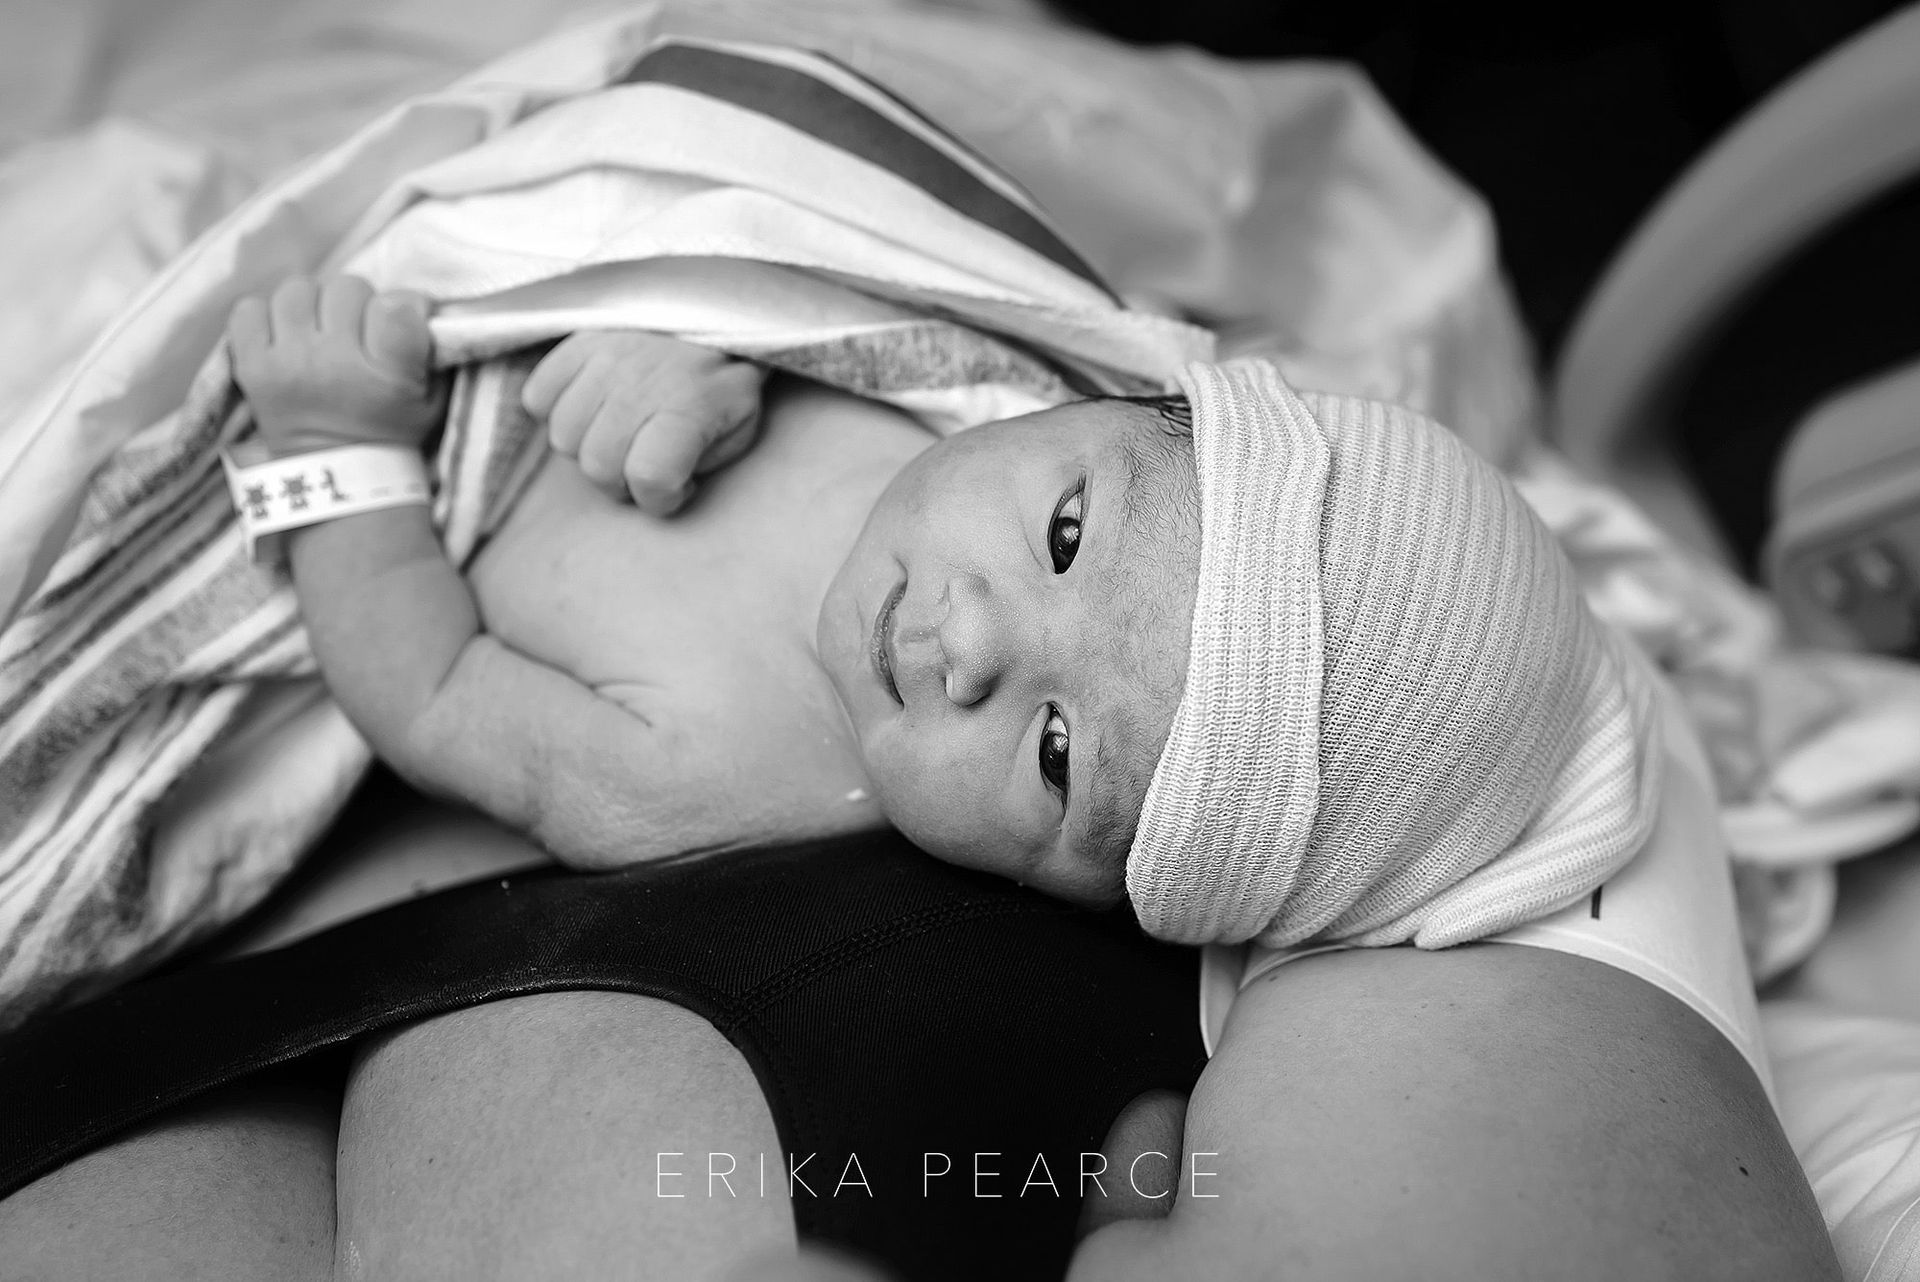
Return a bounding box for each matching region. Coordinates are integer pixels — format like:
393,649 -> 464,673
1125,359 -> 1664,949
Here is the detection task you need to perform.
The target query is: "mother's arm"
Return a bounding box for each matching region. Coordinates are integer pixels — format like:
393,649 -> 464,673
1070,942 -> 1839,1281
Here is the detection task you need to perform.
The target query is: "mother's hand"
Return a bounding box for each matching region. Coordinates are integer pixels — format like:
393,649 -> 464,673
1069,943 -> 1839,1281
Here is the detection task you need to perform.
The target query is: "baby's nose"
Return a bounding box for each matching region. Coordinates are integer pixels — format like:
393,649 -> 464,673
937,572 -> 1013,707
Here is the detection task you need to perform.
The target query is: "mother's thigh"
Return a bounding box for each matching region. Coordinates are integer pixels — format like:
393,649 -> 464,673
0,1075 -> 337,1281
337,991 -> 794,1282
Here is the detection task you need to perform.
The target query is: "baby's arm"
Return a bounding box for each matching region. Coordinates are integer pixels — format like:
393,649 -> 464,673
228,277 -> 747,867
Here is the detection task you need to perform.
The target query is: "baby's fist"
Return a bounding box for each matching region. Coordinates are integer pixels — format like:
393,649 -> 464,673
229,276 -> 447,458
522,331 -> 765,516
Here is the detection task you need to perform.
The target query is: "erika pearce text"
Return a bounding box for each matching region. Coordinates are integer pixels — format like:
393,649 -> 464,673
650,1151 -> 1221,1200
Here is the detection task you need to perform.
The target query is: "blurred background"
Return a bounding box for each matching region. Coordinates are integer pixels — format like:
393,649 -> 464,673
1056,0 -> 1919,569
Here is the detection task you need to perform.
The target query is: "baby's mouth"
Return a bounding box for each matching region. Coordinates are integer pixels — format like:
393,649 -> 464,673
870,579 -> 906,706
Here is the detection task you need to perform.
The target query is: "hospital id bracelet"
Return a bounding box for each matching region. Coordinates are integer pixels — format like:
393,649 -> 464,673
220,443 -> 431,564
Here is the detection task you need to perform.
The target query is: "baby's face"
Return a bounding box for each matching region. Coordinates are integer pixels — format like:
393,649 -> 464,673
816,398 -> 1200,907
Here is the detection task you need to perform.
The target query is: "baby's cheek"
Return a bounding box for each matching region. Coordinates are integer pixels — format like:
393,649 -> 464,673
1079,861 -> 1132,910
872,780 -> 994,870
868,779 -> 950,857
853,749 -> 920,831
859,730 -> 1037,875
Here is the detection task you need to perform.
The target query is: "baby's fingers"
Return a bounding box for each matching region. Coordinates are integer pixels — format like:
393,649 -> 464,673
361,288 -> 434,378
693,400 -> 763,478
621,418 -> 700,514
319,275 -> 374,336
546,364 -> 613,462
620,387 -> 762,514
226,295 -> 271,372
522,335 -> 594,425
268,277 -> 319,341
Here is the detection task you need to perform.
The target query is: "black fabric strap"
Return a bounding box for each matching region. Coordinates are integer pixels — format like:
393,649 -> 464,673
0,831 -> 1203,1281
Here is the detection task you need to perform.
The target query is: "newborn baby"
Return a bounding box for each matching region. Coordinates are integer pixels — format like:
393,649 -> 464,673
227,275 -> 1663,950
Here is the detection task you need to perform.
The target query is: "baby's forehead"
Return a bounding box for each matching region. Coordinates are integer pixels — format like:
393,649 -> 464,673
1091,410 -> 1200,618
1068,397 -> 1199,870
1013,396 -> 1194,516
1030,393 -> 1189,445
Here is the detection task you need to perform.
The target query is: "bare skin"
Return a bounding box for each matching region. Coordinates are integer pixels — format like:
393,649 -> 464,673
336,993 -> 794,1281
0,793 -> 1842,1281
1070,944 -> 1839,1282
0,1075 -> 339,1281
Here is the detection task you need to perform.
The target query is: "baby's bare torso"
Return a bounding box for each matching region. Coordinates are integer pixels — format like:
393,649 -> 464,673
466,378 -> 927,834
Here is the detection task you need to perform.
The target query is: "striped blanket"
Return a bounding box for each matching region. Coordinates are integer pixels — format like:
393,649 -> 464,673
0,29 -> 1212,1026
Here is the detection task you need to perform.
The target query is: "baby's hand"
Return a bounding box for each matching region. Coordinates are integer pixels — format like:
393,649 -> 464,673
228,276 -> 446,458
521,331 -> 765,515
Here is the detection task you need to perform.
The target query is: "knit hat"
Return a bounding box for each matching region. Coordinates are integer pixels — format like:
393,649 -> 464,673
1125,359 -> 1664,949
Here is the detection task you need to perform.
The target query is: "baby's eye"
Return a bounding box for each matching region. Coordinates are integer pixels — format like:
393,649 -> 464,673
1049,485 -> 1083,573
1039,707 -> 1070,796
